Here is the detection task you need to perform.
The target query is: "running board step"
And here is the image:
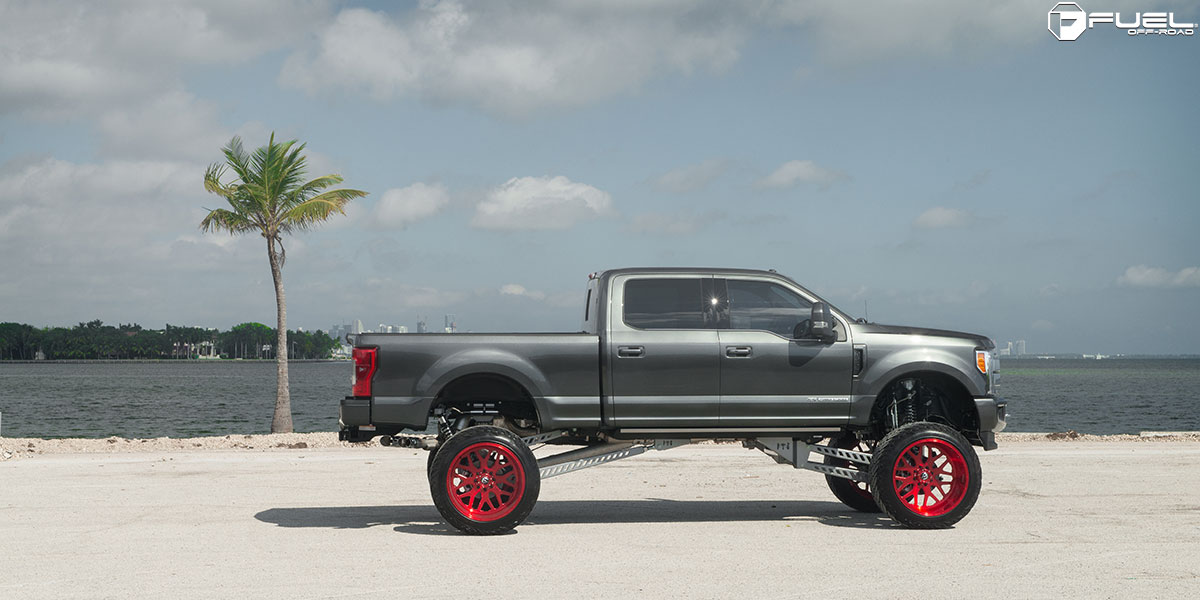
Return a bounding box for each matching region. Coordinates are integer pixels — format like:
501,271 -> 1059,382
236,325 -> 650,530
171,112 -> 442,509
747,438 -> 869,482
537,440 -> 689,480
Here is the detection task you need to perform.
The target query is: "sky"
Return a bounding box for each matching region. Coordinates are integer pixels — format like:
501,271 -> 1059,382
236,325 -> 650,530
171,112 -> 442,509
1,0 -> 1197,355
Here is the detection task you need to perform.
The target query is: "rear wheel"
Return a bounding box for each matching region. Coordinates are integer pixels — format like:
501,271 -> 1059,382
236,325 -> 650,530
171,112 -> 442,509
869,421 -> 981,529
429,425 -> 540,535
824,434 -> 880,513
426,446 -> 438,475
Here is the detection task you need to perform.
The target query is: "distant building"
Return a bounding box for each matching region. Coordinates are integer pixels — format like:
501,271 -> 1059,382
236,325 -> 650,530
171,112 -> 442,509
444,314 -> 457,333
417,317 -> 428,334
329,323 -> 351,342
352,320 -> 364,335
1015,340 -> 1026,355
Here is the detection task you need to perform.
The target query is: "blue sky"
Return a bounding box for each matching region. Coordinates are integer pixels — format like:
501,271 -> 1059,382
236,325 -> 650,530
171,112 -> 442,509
1,0 -> 1197,354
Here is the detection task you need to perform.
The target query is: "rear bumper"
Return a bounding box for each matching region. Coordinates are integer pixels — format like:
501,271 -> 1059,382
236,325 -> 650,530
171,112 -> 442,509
339,397 -> 376,442
340,396 -> 370,427
974,396 -> 1007,451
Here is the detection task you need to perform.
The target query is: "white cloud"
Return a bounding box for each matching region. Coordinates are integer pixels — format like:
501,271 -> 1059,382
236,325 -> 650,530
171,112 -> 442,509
769,1 -> 1045,63
0,155 -> 276,326
757,160 -> 848,190
472,176 -> 613,231
499,283 -> 545,301
0,0 -> 331,118
372,183 -> 450,229
279,2 -> 1055,115
1117,265 -> 1200,289
97,90 -> 267,162
280,1 -> 745,115
652,159 -> 729,194
913,206 -> 972,229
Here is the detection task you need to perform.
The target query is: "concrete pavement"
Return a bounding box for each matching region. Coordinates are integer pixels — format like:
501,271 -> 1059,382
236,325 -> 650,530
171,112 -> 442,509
2,441 -> 1198,599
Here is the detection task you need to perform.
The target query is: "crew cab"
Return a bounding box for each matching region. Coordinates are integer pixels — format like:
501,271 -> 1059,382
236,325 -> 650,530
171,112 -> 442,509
340,268 -> 1006,533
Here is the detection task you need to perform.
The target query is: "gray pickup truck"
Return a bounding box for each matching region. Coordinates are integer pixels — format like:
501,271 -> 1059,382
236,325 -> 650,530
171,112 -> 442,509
340,267 -> 1006,533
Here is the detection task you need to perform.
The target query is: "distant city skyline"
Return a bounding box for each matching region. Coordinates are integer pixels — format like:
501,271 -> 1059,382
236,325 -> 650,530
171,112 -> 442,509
1,2 -> 1196,355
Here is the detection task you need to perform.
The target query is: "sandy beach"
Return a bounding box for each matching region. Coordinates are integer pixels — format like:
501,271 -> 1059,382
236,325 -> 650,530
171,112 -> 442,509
2,433 -> 1198,599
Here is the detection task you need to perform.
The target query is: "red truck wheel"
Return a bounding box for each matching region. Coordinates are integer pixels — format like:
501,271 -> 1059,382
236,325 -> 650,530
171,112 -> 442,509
869,422 -> 981,529
823,435 -> 881,513
429,425 -> 540,535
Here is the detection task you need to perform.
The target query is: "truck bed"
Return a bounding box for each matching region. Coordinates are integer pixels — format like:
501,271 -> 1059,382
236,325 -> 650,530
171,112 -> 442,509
356,332 -> 602,431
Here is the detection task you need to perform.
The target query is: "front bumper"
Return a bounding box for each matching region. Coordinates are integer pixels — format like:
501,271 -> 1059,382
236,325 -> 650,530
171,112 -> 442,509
974,396 -> 1007,450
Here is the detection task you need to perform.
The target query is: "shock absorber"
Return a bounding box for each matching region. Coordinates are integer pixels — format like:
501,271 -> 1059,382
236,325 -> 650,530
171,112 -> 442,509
901,379 -> 917,425
437,414 -> 454,440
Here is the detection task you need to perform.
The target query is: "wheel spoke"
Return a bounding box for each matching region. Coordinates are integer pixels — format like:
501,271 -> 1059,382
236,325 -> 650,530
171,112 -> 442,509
443,440 -> 527,522
890,436 -> 971,517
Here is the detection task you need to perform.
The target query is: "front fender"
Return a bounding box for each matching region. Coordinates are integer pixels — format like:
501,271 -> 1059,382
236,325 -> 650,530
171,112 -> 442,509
852,346 -> 985,424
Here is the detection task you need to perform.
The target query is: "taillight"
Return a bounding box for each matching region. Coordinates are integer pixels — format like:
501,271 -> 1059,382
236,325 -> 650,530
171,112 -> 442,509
352,347 -> 377,397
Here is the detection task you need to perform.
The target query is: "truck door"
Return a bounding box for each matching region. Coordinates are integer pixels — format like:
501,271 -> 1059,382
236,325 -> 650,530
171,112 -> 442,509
717,278 -> 852,427
606,275 -> 721,427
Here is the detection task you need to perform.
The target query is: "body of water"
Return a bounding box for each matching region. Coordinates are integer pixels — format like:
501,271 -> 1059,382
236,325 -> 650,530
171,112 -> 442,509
0,361 -> 348,438
0,358 -> 1196,438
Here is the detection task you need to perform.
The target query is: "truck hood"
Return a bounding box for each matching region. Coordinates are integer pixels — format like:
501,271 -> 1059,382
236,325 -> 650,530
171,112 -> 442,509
850,323 -> 995,350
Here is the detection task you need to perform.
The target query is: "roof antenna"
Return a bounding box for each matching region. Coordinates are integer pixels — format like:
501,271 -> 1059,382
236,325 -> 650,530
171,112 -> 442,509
863,299 -> 870,323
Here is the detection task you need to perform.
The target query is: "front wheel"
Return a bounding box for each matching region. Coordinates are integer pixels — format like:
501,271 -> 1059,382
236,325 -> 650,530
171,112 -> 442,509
869,422 -> 981,529
429,425 -> 540,535
824,434 -> 881,513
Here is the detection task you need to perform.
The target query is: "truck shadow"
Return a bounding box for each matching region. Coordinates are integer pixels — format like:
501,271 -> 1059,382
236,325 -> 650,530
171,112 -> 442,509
254,500 -> 899,535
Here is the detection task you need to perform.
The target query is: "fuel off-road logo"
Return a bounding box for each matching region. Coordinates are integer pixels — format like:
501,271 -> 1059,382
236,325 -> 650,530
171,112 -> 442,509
1048,3 -> 1196,40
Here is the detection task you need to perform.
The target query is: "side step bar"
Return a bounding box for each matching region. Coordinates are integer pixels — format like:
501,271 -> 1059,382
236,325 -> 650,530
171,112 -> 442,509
747,438 -> 870,482
537,440 -> 689,480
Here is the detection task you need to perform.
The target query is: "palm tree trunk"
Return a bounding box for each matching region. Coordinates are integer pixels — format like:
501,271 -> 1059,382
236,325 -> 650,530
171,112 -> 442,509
267,236 -> 293,433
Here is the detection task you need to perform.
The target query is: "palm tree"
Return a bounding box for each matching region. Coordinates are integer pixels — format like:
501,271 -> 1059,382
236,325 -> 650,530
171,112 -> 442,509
201,133 -> 367,433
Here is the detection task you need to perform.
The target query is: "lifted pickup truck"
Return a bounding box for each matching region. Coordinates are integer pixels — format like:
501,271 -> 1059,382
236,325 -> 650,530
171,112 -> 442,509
340,268 -> 1006,533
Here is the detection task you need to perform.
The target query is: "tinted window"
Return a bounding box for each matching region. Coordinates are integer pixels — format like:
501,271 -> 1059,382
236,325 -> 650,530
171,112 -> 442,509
623,278 -> 706,329
727,280 -> 811,337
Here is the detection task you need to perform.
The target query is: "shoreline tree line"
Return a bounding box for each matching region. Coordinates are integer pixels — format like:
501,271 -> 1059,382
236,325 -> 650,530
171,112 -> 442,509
0,320 -> 342,361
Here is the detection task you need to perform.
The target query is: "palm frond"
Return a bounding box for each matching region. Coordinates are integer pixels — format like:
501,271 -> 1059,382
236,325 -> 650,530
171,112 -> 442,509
281,187 -> 366,230
201,132 -> 365,240
221,137 -> 255,185
199,207 -> 257,234
286,174 -> 343,205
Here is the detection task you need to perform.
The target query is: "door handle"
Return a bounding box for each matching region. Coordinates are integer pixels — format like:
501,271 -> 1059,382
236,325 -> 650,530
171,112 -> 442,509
725,346 -> 752,358
617,345 -> 644,358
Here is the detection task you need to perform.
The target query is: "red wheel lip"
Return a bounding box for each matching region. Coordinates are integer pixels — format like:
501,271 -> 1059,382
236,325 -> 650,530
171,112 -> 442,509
445,442 -> 526,522
891,437 -> 969,517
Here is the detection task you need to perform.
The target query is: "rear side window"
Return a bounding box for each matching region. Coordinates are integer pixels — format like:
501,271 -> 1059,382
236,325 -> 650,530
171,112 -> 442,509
727,279 -> 811,337
623,278 -> 705,329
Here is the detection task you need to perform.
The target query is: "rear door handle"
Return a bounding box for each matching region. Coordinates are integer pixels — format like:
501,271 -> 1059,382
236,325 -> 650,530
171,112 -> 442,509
725,346 -> 752,358
617,346 -> 644,358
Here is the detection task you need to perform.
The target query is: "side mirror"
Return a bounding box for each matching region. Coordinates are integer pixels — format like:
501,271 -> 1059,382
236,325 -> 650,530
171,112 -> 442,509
810,302 -> 836,341
792,320 -> 812,339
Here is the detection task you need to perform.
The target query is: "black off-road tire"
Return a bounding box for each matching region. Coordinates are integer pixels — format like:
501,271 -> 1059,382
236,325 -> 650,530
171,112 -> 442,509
429,425 -> 540,535
426,446 -> 439,476
824,434 -> 881,513
869,421 -> 981,529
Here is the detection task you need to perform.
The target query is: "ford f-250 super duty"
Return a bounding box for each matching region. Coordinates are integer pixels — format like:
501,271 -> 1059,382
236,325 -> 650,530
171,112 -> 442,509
340,268 -> 1006,534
